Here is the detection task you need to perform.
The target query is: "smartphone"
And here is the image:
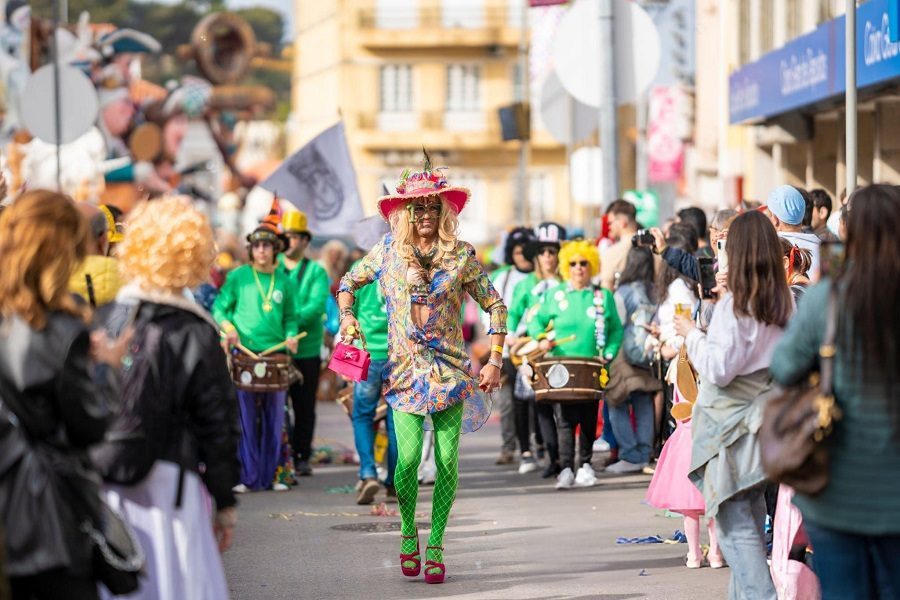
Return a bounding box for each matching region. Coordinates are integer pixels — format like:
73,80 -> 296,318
819,241 -> 845,279
716,238 -> 728,272
698,257 -> 716,299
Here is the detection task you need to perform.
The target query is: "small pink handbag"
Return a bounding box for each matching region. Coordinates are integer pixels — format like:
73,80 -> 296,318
328,331 -> 371,382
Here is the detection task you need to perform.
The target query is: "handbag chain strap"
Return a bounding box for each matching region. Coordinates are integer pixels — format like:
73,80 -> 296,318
813,283 -> 842,437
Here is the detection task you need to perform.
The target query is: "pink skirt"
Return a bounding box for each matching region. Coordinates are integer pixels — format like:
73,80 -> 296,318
645,421 -> 705,514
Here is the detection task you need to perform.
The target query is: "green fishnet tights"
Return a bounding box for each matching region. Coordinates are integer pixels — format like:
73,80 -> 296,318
393,402 -> 463,573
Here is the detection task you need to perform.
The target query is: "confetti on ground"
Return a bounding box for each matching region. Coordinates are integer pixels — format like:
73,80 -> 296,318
639,569 -> 648,576
370,503 -> 399,517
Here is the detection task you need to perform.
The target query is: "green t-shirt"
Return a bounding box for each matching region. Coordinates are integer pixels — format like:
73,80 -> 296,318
212,264 -> 300,353
508,272 -> 538,332
527,283 -> 623,360
352,267 -> 389,361
277,255 -> 330,359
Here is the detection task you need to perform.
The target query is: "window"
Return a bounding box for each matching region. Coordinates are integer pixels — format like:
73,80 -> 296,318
446,64 -> 481,112
380,65 -> 413,112
442,0 -> 485,29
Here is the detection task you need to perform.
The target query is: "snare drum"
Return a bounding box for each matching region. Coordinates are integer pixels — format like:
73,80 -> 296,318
231,353 -> 302,393
532,357 -> 604,403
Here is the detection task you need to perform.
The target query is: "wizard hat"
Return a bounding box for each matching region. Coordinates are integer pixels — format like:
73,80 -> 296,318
377,150 -> 469,221
247,196 -> 286,250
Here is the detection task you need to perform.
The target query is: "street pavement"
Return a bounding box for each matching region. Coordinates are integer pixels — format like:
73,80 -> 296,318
223,401 -> 730,599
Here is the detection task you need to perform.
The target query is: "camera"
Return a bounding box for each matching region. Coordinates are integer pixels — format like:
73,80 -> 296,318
631,229 -> 655,248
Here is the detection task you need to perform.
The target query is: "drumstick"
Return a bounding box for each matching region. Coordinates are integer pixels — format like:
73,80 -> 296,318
219,331 -> 261,359
553,334 -> 577,346
260,331 -> 309,357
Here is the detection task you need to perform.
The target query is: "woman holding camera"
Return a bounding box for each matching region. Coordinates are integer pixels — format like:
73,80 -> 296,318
674,211 -> 791,599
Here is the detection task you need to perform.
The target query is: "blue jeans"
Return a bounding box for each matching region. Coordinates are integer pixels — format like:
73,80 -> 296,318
607,391 -> 654,464
601,401 -> 618,450
351,359 -> 397,485
715,486 -> 776,600
805,522 -> 900,599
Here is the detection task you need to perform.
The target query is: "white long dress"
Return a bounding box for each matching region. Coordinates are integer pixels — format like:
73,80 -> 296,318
100,460 -> 229,600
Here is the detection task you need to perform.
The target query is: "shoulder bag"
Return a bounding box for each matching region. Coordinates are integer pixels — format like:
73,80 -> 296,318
759,284 -> 842,496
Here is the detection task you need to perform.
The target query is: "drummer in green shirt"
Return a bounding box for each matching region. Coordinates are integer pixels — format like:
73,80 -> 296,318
278,209 -> 331,477
528,239 -> 624,490
507,222 -> 566,478
213,207 -> 300,493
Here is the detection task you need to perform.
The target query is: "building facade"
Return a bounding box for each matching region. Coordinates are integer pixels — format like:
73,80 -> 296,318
290,0 -> 580,245
693,0 -> 900,208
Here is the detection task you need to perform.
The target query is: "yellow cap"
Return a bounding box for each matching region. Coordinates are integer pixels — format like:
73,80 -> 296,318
282,210 -> 309,234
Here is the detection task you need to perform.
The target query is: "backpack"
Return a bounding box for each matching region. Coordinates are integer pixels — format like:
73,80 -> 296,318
91,302 -> 181,487
617,283 -> 655,369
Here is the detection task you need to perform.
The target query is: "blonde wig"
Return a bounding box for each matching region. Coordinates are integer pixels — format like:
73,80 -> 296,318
388,195 -> 459,270
0,190 -> 88,329
558,239 -> 600,281
118,196 -> 217,292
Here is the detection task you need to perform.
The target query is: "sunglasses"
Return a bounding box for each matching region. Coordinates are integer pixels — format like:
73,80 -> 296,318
569,260 -> 589,268
538,247 -> 559,256
412,203 -> 442,217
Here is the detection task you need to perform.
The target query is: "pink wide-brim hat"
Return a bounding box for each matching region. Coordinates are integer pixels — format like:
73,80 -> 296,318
377,168 -> 470,221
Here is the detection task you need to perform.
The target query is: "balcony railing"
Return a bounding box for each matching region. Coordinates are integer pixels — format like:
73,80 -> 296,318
359,5 -> 513,31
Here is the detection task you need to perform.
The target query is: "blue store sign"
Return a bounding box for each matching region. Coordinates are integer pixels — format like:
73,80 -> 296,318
730,0 -> 900,123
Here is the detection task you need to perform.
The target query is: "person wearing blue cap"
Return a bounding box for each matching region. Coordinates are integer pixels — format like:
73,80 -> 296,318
766,185 -> 821,277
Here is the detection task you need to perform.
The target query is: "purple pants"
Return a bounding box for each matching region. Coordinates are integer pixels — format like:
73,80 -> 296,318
237,390 -> 286,491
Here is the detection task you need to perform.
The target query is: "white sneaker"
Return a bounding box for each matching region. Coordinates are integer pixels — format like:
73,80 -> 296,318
555,467 -> 575,490
574,463 -> 597,487
232,483 -> 249,494
518,452 -> 538,474
592,438 -> 611,453
272,482 -> 290,492
605,460 -> 646,474
418,461 -> 436,485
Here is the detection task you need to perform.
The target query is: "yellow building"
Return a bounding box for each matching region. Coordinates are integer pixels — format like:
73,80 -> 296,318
290,0 -> 578,244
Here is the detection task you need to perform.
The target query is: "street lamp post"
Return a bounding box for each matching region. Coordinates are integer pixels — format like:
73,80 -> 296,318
846,0 -> 857,194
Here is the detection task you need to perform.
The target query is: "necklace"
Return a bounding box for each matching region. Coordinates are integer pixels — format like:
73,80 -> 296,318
252,267 -> 276,312
413,244 -> 438,277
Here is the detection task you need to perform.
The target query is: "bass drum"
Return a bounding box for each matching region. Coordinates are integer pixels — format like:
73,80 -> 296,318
532,357 -> 604,403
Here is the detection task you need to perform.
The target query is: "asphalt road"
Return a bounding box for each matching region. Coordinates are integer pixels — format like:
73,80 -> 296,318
223,401 -> 730,600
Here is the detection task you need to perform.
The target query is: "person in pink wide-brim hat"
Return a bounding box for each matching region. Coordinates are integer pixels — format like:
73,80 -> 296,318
336,151 -> 507,585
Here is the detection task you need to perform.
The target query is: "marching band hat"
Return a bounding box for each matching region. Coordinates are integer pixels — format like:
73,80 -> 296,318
525,221 -> 567,260
504,226 -> 537,266
282,209 -> 310,236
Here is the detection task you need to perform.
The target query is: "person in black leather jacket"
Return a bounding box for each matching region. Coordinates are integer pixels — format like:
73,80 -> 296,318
92,196 -> 240,600
0,190 -> 127,600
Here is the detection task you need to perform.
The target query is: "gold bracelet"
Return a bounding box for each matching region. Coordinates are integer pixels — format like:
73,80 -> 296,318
222,322 -> 236,334
491,344 -> 504,355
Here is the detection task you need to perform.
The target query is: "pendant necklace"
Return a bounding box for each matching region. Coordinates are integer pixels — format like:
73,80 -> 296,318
252,267 -> 276,312
413,244 -> 438,279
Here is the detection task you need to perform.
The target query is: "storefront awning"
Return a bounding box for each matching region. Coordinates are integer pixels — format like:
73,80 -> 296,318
730,0 -> 900,124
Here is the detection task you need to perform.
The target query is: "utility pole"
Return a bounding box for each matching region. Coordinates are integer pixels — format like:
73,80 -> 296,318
845,0 -> 857,194
517,0 -> 530,224
599,0 -> 619,214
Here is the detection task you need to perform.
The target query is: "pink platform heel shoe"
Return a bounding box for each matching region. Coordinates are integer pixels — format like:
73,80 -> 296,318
400,532 -> 421,577
424,545 -> 445,584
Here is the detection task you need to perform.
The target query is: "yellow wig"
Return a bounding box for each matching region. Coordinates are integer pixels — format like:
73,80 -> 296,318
558,239 -> 600,281
118,196 -> 217,292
